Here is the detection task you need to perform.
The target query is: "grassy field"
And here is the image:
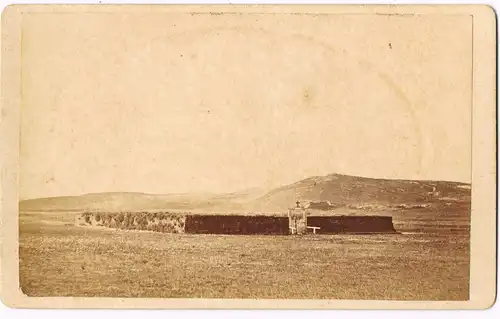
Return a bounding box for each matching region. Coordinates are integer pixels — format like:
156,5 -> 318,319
19,211 -> 469,300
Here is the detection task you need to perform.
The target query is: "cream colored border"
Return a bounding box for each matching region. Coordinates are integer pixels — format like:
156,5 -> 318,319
0,4 -> 496,310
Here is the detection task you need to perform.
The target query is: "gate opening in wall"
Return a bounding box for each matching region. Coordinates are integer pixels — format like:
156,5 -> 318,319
288,201 -> 308,235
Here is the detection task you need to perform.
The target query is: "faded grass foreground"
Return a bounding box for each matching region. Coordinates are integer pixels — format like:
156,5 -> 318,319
19,211 -> 469,300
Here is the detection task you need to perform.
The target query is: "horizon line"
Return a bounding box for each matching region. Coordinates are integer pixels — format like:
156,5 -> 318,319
19,172 -> 471,202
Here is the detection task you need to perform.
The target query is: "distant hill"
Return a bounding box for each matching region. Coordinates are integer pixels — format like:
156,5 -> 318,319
19,173 -> 471,214
19,188 -> 269,212
20,192 -> 211,212
248,173 -> 471,213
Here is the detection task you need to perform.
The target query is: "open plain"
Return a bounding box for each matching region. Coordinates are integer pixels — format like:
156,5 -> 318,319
19,210 -> 469,300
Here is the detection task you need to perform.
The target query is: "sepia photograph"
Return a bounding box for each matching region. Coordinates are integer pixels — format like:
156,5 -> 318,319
0,4 -> 496,310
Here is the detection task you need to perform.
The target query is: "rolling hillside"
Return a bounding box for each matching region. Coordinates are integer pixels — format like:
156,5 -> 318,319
19,188 -> 268,212
19,173 -> 471,215
248,173 -> 471,212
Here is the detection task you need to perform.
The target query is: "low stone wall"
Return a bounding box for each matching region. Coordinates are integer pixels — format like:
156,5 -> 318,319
307,216 -> 397,234
75,212 -> 186,233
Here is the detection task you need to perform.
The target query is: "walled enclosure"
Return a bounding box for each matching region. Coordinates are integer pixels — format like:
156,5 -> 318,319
75,212 -> 398,235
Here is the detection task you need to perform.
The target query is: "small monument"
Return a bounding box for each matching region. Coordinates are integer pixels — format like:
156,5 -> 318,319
288,201 -> 308,234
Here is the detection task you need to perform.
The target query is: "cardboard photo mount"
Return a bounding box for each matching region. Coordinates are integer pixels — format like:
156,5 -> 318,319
0,4 -> 497,310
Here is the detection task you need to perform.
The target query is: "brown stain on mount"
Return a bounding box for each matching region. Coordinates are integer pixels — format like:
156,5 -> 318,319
302,86 -> 314,105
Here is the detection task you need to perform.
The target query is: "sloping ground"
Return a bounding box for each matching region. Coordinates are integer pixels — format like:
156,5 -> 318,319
20,192 -> 215,212
19,190 -> 262,213
248,173 -> 471,213
19,173 -> 471,215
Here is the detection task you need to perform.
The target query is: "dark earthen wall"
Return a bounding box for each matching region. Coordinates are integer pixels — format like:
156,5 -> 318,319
77,212 -> 398,235
307,216 -> 397,234
185,215 -> 289,235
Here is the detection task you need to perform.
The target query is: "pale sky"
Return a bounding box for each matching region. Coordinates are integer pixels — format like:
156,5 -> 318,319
19,12 -> 473,199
